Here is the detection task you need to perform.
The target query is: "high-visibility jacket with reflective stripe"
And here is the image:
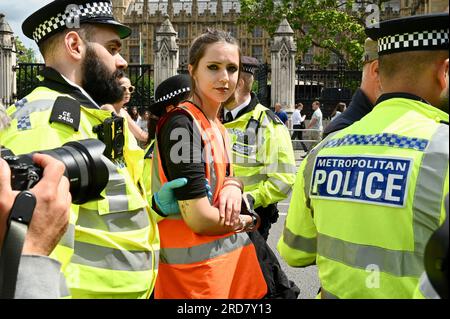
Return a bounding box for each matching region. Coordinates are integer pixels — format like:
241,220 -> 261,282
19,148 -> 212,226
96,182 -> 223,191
224,102 -> 296,208
152,102 -> 267,299
413,272 -> 440,299
142,140 -> 162,272
0,87 -> 159,298
277,97 -> 449,299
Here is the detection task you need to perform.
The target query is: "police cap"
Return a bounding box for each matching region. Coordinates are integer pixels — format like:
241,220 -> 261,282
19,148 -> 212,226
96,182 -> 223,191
365,13 -> 448,56
150,74 -> 192,116
242,56 -> 259,75
22,0 -> 131,45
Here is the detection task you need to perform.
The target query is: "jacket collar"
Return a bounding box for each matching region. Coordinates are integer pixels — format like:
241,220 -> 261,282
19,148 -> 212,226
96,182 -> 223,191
39,67 -> 100,109
376,92 -> 430,106
234,92 -> 260,119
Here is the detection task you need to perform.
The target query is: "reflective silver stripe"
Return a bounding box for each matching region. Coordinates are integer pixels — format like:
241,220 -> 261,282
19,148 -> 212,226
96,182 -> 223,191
160,232 -> 251,265
419,272 -> 440,299
265,163 -> 297,174
59,272 -> 70,298
77,207 -> 149,232
413,125 -> 449,253
104,160 -> 129,212
71,241 -> 153,271
234,161 -> 296,174
321,288 -> 339,299
268,178 -> 292,195
151,144 -> 163,194
233,160 -> 261,168
154,250 -> 159,270
58,223 -> 75,249
239,174 -> 267,185
283,227 -> 317,253
317,233 -> 423,277
10,99 -> 54,120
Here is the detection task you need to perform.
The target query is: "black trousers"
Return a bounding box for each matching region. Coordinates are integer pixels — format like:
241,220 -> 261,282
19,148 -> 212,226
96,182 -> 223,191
291,123 -> 308,152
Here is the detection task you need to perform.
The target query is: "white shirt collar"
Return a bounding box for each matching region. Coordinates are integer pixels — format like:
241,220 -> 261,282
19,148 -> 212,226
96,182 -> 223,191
224,96 -> 251,120
60,73 -> 100,109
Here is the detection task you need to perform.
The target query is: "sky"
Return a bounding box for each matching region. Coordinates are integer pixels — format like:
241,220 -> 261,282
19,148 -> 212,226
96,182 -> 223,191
0,0 -> 53,61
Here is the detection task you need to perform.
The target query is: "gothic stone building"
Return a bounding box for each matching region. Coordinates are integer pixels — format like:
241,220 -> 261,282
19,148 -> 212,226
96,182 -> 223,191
113,0 -> 270,66
112,0 -> 444,67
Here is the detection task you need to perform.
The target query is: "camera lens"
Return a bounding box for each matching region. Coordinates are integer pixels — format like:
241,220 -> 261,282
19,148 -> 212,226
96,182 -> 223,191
40,139 -> 109,204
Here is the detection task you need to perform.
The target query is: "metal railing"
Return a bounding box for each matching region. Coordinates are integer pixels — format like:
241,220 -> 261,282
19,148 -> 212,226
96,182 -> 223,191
287,128 -> 322,162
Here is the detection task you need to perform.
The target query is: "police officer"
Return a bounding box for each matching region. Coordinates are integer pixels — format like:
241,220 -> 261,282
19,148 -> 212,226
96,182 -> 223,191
277,13 -> 449,298
222,56 -> 296,240
323,38 -> 381,138
0,0 -> 171,298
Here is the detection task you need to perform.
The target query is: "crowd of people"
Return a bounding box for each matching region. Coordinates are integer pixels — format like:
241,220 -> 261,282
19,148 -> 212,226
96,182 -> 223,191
0,0 -> 447,300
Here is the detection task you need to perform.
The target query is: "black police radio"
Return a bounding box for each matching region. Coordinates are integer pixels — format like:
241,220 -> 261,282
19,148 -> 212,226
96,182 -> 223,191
93,113 -> 125,160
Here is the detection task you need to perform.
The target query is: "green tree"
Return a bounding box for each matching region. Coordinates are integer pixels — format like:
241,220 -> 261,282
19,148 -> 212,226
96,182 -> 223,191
14,37 -> 37,63
238,0 -> 394,69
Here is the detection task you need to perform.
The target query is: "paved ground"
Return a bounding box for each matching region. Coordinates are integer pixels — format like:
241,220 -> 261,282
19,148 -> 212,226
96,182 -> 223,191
265,150 -> 321,299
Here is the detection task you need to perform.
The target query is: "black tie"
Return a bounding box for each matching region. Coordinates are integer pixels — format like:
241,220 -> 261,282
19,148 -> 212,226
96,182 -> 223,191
224,112 -> 233,123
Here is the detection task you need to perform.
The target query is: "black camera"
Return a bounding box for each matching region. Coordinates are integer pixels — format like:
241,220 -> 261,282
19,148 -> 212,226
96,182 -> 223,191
93,114 -> 125,160
1,139 -> 109,205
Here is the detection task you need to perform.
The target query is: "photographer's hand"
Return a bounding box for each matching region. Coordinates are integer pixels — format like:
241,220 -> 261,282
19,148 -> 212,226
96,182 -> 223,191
0,158 -> 17,249
22,154 -> 71,256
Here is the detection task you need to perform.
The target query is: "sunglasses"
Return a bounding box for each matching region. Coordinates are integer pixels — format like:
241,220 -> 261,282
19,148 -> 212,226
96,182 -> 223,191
122,85 -> 135,93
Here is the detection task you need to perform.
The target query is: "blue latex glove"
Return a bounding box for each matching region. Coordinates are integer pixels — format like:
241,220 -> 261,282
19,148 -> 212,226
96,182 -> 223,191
153,178 -> 188,216
153,178 -> 213,216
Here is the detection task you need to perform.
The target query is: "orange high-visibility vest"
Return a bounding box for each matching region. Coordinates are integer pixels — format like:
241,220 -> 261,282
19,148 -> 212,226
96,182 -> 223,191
152,102 -> 267,299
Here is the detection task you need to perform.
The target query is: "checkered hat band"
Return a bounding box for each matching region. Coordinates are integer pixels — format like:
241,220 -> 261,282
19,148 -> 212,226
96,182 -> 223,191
155,87 -> 191,104
243,65 -> 256,74
32,1 -> 113,43
378,29 -> 448,54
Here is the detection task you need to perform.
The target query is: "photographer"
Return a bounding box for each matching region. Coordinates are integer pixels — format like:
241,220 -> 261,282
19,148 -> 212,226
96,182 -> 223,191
0,0 -> 161,298
0,153 -> 71,298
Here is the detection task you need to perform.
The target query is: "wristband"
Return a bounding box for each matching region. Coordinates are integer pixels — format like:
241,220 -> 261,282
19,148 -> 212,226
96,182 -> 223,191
151,195 -> 168,217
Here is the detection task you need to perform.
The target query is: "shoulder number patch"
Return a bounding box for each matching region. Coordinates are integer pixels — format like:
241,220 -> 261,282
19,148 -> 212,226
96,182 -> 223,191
310,155 -> 412,207
49,96 -> 81,131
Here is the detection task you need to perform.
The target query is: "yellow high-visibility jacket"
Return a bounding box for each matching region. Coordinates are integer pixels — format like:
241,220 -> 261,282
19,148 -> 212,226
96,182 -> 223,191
0,72 -> 158,298
223,95 -> 296,208
278,94 -> 449,298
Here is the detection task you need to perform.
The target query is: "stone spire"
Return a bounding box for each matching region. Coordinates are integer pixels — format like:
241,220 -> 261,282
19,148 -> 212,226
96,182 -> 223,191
217,0 -> 223,17
271,18 -> 296,111
0,13 -> 17,105
153,16 -> 179,92
167,0 -> 174,19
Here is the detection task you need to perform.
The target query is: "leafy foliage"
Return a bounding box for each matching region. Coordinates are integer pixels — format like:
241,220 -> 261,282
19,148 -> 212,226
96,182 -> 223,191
238,0 -> 394,69
14,37 -> 38,63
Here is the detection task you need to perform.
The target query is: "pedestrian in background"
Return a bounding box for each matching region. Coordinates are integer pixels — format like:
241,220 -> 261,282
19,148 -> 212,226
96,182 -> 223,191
329,102 -> 346,122
306,100 -> 323,148
274,102 -> 288,126
291,102 -> 308,152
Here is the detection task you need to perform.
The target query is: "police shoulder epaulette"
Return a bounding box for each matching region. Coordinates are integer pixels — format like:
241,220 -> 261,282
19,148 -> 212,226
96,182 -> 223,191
265,109 -> 284,125
49,96 -> 81,131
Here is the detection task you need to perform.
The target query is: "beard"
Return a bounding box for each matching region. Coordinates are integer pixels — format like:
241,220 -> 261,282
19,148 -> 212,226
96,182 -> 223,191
81,45 -> 124,105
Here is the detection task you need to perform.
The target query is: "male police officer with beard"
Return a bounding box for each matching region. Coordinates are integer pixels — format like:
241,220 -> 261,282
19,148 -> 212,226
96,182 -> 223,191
278,13 -> 449,298
0,0 -> 161,298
